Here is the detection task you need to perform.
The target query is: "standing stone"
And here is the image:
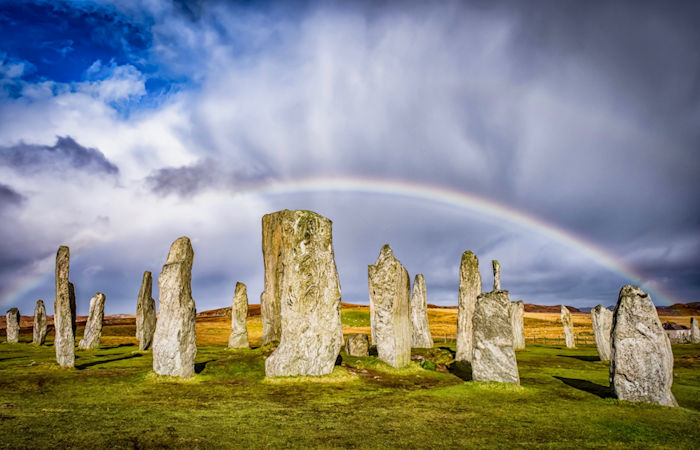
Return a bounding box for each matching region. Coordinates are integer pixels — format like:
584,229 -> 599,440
33,300 -> 48,345
492,260 -> 501,291
54,245 -> 75,367
690,317 -> 700,344
610,285 -> 677,407
265,210 -> 344,376
410,274 -> 433,348
228,282 -> 249,349
510,300 -> 525,350
591,305 -> 613,361
456,251 -> 481,362
69,282 -> 77,338
561,305 -> 575,348
78,293 -> 106,350
260,212 -> 287,345
152,237 -> 197,378
136,271 -> 156,351
472,290 -> 520,384
368,244 -> 411,368
5,308 -> 20,343
344,334 -> 370,357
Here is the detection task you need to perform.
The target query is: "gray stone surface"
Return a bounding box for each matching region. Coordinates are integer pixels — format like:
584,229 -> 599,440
33,300 -> 47,345
260,211 -> 286,345
472,290 -> 520,384
666,329 -> 691,344
78,293 -> 106,350
561,305 -> 575,348
152,237 -> 197,378
591,305 -> 613,361
344,334 -> 369,357
410,274 -> 433,348
368,244 -> 411,368
265,210 -> 344,376
136,271 -> 156,351
54,245 -> 75,367
228,282 -> 249,349
5,308 -> 19,343
456,251 -> 481,362
510,300 -> 525,350
610,285 -> 677,407
691,317 -> 699,344
492,260 -> 501,291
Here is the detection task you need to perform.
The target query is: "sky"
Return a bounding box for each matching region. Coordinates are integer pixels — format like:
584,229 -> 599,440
0,0 -> 699,315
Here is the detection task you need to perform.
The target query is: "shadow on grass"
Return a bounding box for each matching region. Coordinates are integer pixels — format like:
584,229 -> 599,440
448,361 -> 473,382
76,353 -> 143,370
553,376 -> 612,398
100,344 -> 137,350
195,360 -> 216,374
438,347 -> 456,358
0,356 -> 26,362
557,354 -> 601,362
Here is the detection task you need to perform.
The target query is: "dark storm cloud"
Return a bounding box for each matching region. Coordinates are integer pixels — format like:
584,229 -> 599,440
0,136 -> 119,175
0,183 -> 24,207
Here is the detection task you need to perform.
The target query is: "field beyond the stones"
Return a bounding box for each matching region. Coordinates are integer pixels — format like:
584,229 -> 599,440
0,306 -> 699,448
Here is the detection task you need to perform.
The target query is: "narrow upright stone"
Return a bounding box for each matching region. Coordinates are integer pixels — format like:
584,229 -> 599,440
136,271 -> 156,351
561,305 -> 575,348
344,334 -> 369,357
260,212 -> 285,344
78,293 -> 106,350
265,210 -> 343,376
610,285 -> 677,407
152,237 -> 197,378
33,300 -> 48,345
54,245 -> 75,367
510,300 -> 525,350
472,290 -> 520,384
5,308 -> 19,343
410,274 -> 433,349
492,260 -> 501,291
228,282 -> 249,349
690,317 -> 699,344
456,251 -> 481,362
591,305 -> 613,361
368,244 -> 411,368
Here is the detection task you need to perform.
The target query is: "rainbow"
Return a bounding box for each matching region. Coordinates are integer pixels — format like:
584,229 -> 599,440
1,176 -> 674,307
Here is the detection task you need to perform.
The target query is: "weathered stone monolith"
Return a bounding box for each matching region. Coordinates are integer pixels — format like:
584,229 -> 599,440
228,282 -> 249,349
610,285 -> 677,407
410,274 -> 433,349
472,290 -> 520,384
510,300 -> 525,350
5,308 -> 19,343
54,245 -> 75,367
260,212 -> 286,345
368,244 -> 411,368
456,251 -> 481,362
492,260 -> 501,291
78,293 -> 106,350
136,271 -> 156,351
33,300 -> 47,345
690,317 -> 699,344
152,237 -> 197,378
345,334 -> 369,357
265,210 -> 344,376
561,305 -> 575,348
591,305 -> 613,361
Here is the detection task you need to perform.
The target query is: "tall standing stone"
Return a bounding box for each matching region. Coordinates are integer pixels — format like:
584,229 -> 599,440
33,300 -> 48,345
54,245 -> 75,367
78,293 -> 106,350
472,290 -> 520,384
456,251 -> 481,362
561,305 -> 575,348
136,271 -> 156,351
610,285 -> 677,407
260,212 -> 285,345
591,305 -> 613,361
228,282 -> 249,349
368,244 -> 411,368
510,300 -> 525,350
152,237 -> 197,378
492,260 -> 501,291
690,317 -> 700,344
265,210 -> 344,376
410,274 -> 433,349
5,308 -> 19,343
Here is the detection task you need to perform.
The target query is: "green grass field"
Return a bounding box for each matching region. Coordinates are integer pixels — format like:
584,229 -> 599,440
0,341 -> 698,448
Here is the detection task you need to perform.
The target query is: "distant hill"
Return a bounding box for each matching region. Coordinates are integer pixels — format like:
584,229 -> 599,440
523,304 -> 582,313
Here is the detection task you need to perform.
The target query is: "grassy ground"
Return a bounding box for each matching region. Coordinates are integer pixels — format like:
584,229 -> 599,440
0,332 -> 698,448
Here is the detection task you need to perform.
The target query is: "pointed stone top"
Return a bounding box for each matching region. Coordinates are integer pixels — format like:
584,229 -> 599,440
36,299 -> 45,306
235,281 -> 247,290
592,304 -> 606,312
492,259 -> 500,268
166,236 -> 194,264
143,270 -> 152,278
374,244 -> 397,264
7,307 -> 19,314
461,250 -> 478,266
414,273 -> 424,283
619,284 -> 648,299
514,299 -> 524,306
561,305 -> 570,313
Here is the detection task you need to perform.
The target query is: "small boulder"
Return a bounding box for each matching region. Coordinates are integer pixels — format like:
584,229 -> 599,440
344,334 -> 370,357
